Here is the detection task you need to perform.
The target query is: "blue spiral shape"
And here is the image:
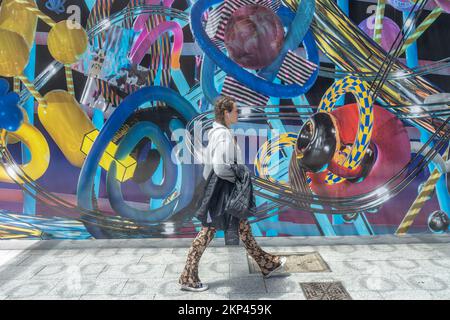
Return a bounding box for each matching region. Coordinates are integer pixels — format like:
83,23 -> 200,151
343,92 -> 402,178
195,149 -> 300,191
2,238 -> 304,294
192,0 -> 318,98
77,86 -> 198,237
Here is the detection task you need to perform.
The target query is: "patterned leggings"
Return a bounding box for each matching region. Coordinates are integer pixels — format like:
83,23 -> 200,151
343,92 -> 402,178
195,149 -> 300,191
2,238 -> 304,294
179,220 -> 281,287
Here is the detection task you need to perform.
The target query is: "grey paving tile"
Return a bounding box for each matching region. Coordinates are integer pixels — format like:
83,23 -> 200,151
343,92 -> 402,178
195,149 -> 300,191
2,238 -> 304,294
81,248 -> 122,257
0,265 -> 45,280
351,274 -> 415,292
80,253 -> 143,265
119,278 -> 226,296
98,264 -> 166,279
0,280 -> 58,298
263,246 -> 318,254
229,292 -> 306,300
367,244 -> 412,253
0,251 -> 30,265
318,245 -> 441,261
32,263 -> 107,280
154,293 -> 228,300
18,254 -> 88,266
49,279 -> 128,297
6,295 -> 81,300
85,248 -> 173,257
378,260 -> 427,273
189,247 -> 241,255
0,254 -> 32,267
194,252 -> 247,264
264,273 -> 412,293
398,274 -> 450,291
430,290 -> 450,300
405,243 -> 447,253
121,276 -> 266,296
229,263 -> 255,278
120,279 -> 166,296
325,260 -> 380,274
346,290 -> 384,300
327,259 -> 427,275
124,248 -> 173,255
80,294 -> 154,300
425,258 -> 450,270
264,275 -> 317,294
163,262 -> 230,279
208,276 -> 267,295
379,290 -> 434,300
139,253 -> 186,264
27,249 -> 88,257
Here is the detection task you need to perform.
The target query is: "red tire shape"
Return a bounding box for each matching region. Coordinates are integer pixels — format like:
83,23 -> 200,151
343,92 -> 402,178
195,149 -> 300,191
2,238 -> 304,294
308,103 -> 410,197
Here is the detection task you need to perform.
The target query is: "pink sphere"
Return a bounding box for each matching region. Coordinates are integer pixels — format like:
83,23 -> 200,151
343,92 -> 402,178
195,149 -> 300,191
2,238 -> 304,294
224,4 -> 284,70
358,17 -> 401,52
434,0 -> 450,13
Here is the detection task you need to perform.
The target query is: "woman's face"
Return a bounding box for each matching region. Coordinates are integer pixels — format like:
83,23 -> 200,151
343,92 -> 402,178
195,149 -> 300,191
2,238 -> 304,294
226,103 -> 239,125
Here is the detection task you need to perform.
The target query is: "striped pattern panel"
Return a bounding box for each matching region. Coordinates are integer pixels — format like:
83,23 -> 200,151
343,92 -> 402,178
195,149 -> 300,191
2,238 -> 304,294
395,148 -> 449,235
205,3 -> 226,48
395,168 -> 442,235
87,0 -> 115,48
221,76 -> 269,106
278,50 -> 318,85
97,78 -> 123,106
123,0 -> 143,29
259,0 -> 281,11
206,0 -> 281,45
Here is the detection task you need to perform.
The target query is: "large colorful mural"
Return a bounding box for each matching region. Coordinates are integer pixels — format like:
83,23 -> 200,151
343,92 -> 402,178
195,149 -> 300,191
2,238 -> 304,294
0,0 -> 448,239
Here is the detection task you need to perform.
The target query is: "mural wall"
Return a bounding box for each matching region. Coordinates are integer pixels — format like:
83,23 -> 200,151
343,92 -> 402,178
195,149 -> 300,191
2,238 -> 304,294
0,0 -> 448,239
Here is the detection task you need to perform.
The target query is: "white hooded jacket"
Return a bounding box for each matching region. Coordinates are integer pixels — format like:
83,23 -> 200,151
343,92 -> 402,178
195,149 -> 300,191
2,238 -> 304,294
202,121 -> 244,183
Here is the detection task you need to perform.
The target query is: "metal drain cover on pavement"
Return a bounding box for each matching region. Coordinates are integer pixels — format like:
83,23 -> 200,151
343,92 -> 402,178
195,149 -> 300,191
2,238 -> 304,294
300,282 -> 352,300
247,252 -> 330,274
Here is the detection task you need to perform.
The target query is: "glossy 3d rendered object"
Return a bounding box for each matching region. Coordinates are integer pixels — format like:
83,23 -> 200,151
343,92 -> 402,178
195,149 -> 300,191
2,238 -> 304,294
38,90 -> 95,168
0,122 -> 50,184
434,0 -> 450,13
192,0 -> 319,98
428,210 -> 450,233
224,4 -> 284,70
47,21 -> 88,64
295,112 -> 338,173
0,79 -> 23,132
0,0 -> 38,77
307,103 -> 411,198
358,17 -> 401,52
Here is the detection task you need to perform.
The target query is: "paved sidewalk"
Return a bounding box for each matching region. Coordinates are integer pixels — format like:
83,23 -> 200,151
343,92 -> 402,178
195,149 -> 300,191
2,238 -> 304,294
0,235 -> 450,300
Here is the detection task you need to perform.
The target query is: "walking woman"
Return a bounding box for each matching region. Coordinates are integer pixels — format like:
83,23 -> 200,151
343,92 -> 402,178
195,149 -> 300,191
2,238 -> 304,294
179,96 -> 287,292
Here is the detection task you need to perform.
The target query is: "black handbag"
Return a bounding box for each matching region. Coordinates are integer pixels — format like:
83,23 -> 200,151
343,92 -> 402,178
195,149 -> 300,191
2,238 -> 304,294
224,164 -> 256,219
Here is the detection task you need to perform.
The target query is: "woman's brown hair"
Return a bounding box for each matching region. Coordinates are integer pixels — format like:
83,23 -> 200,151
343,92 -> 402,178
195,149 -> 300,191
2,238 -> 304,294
214,95 -> 235,127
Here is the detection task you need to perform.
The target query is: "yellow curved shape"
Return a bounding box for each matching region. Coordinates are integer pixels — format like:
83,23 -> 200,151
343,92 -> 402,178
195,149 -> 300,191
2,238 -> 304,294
254,133 -> 297,185
0,123 -> 50,184
7,107 -> 29,145
38,90 -> 95,168
47,21 -> 88,64
318,76 -> 374,185
0,0 -> 38,77
0,0 -> 38,48
0,29 -> 30,77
